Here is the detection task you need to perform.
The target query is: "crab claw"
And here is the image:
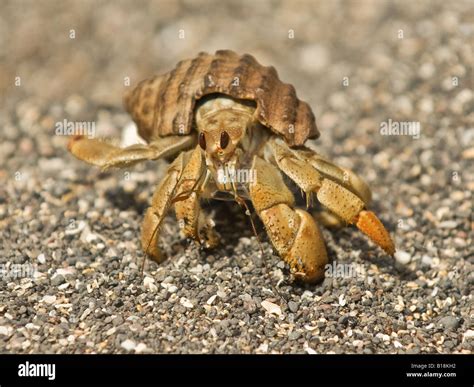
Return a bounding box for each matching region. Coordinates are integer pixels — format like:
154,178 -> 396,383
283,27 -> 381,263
355,210 -> 395,256
315,179 -> 395,256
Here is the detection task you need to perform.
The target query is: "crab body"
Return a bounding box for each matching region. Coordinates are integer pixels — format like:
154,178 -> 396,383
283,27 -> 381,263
68,50 -> 395,283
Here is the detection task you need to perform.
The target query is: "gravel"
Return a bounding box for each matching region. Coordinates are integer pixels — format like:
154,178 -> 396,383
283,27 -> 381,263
0,0 -> 472,354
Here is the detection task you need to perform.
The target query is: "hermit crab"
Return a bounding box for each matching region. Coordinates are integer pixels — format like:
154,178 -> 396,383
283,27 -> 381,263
68,50 -> 395,283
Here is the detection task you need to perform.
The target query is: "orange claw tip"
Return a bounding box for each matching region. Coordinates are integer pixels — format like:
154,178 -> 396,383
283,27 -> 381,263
356,210 -> 395,256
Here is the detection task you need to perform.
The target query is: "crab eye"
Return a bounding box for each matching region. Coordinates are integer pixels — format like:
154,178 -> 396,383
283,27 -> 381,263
220,131 -> 230,149
199,133 -> 206,150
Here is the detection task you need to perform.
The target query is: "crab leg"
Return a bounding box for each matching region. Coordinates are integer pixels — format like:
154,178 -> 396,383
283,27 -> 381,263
141,152 -> 189,262
173,147 -> 219,249
68,134 -> 195,171
142,146 -> 219,262
249,156 -> 328,283
266,137 -> 395,256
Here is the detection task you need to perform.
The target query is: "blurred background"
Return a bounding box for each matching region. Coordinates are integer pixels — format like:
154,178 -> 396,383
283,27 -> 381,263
1,1 -> 471,108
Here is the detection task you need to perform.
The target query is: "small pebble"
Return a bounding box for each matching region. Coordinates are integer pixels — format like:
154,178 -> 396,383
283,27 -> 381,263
261,300 -> 282,316
288,301 -> 299,313
41,295 -> 57,304
51,274 -> 65,286
37,254 -> 46,264
438,316 -> 460,330
395,251 -> 411,265
120,339 -> 136,351
180,297 -> 194,309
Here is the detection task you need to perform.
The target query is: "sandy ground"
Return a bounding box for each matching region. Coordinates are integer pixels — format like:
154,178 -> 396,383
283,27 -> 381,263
0,0 -> 473,354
